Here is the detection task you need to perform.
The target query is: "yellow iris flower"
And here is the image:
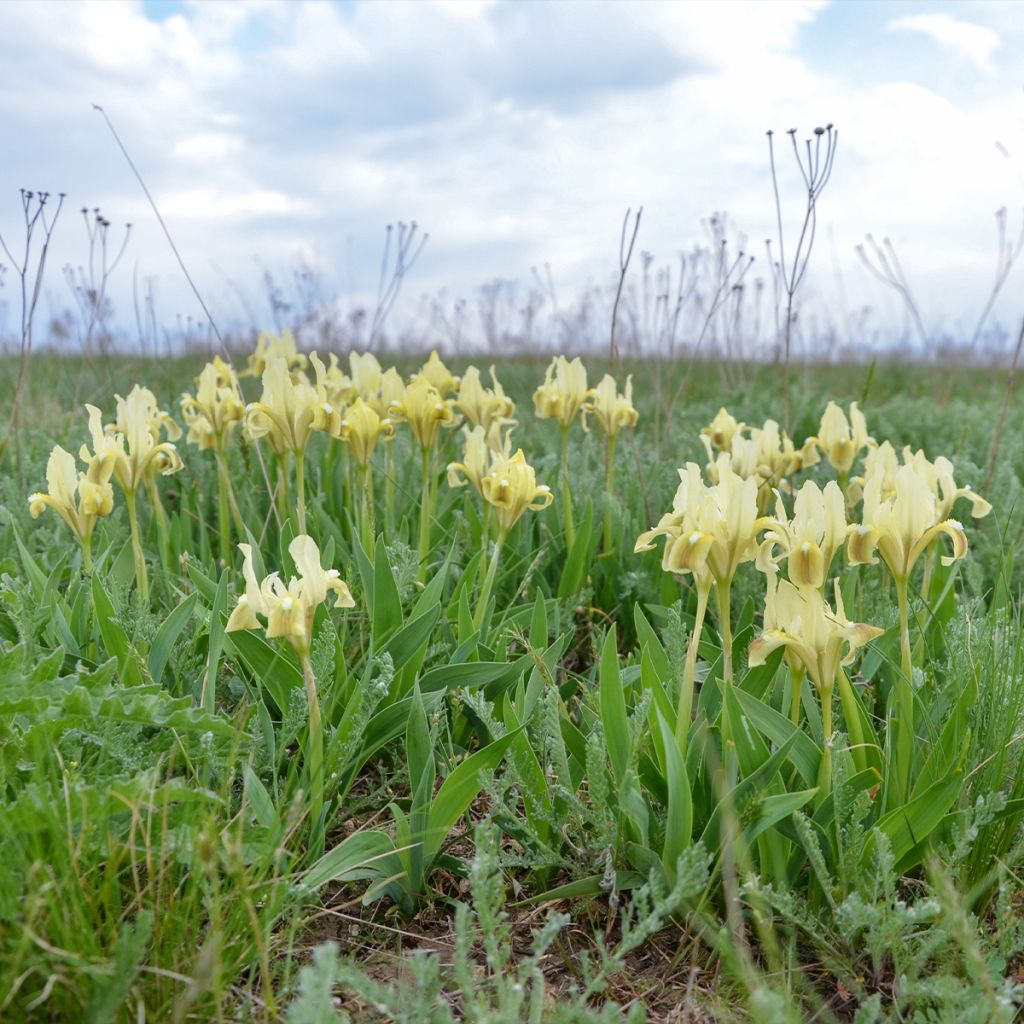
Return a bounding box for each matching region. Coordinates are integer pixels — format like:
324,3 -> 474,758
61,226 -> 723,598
750,576 -> 882,784
243,328 -> 307,379
901,447 -> 992,523
750,575 -> 882,698
813,401 -> 873,476
388,374 -> 457,451
338,397 -> 394,466
243,354 -> 338,455
704,418 -> 818,514
456,365 -> 516,434
847,462 -> 970,582
447,425 -> 492,496
636,453 -> 767,719
700,407 -> 744,454
365,367 -> 406,419
180,356 -> 245,452
419,349 -> 460,395
448,424 -> 515,496
29,444 -> 115,566
582,374 -> 639,437
107,384 -> 182,449
532,356 -> 589,428
636,455 -> 766,589
847,440 -> 898,505
226,535 -> 354,656
349,351 -> 383,398
757,480 -> 847,589
86,391 -> 183,494
83,392 -> 182,600
480,449 -> 553,532
323,353 -> 356,409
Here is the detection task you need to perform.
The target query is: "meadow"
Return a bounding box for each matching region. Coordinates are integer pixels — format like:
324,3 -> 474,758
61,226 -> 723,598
1,337 -> 1022,1023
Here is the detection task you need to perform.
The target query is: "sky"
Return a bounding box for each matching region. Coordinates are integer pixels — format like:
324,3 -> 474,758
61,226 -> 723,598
0,0 -> 1022,354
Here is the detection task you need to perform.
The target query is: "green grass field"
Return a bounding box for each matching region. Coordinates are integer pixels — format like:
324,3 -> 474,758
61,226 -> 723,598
1,345 -> 1022,1023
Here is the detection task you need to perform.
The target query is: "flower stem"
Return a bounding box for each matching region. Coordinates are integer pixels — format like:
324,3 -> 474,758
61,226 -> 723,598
893,573 -> 914,802
385,445 -> 396,534
324,435 -> 339,516
302,654 -> 324,836
560,425 -> 574,547
676,578 -> 711,753
819,682 -> 834,803
896,575 -> 913,684
478,502 -> 491,589
418,445 -> 432,577
146,476 -> 172,574
295,446 -> 307,534
274,452 -> 289,523
789,666 -> 806,725
603,434 -> 617,556
217,448 -> 245,539
216,451 -> 232,564
359,461 -> 375,554
124,487 -> 149,602
81,535 -> 93,574
714,577 -> 734,685
474,529 -> 506,633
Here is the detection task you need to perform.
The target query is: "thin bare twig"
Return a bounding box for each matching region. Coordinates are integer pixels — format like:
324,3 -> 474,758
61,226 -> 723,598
368,221 -> 429,350
767,123 -> 838,432
93,104 -> 227,354
609,206 -> 642,371
985,314 -> 1024,493
855,234 -> 930,350
0,189 -> 65,470
971,207 -> 1024,349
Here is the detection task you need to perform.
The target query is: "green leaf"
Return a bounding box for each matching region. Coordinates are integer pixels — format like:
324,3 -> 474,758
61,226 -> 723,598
557,499 -> 593,598
202,570 -> 229,712
13,524 -> 49,599
746,789 -> 817,846
634,603 -> 670,681
865,769 -> 965,872
381,605 -> 440,675
425,727 -> 522,859
731,687 -> 821,786
413,548 -> 451,617
529,589 -> 548,649
698,734 -> 798,850
372,536 -> 402,644
243,766 -> 278,830
657,711 -> 693,879
148,592 -> 198,687
225,628 -> 303,713
417,659 -> 525,694
186,562 -> 218,602
524,871 -> 645,904
91,575 -> 142,686
407,686 -> 435,814
599,626 -> 630,787
723,680 -> 772,779
911,671 -> 977,799
305,830 -> 398,889
738,646 -> 783,700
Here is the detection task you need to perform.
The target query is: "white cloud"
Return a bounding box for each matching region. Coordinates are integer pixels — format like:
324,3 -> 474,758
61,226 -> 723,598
157,188 -> 310,219
888,12 -> 1000,75
173,132 -> 244,162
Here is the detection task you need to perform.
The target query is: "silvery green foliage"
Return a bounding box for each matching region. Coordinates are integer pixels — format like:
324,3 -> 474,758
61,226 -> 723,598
285,942 -> 351,1024
749,824 -> 1024,1022
285,821 -> 651,1024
